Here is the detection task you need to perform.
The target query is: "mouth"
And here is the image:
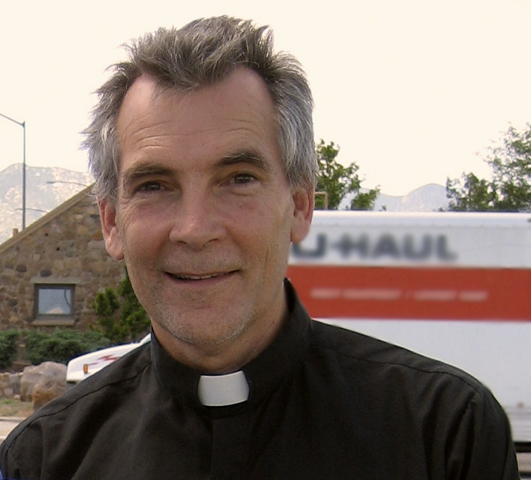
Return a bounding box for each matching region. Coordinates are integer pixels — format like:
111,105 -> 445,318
166,271 -> 237,282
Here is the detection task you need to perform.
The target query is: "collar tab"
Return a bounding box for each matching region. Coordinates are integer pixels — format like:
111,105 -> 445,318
198,371 -> 249,407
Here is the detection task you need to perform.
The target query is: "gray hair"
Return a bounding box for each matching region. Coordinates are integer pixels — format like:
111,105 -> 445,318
82,16 -> 317,200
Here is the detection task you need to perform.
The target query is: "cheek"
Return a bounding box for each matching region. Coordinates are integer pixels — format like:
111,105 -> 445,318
260,215 -> 293,274
120,213 -> 167,260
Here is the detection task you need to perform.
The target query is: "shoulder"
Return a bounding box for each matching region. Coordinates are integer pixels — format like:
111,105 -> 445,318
306,319 -> 512,434
56,341 -> 151,406
2,343 -> 152,453
305,321 -> 518,477
307,319 -> 492,404
68,341 -> 153,395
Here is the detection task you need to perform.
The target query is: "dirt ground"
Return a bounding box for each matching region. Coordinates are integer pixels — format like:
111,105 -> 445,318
0,399 -> 33,418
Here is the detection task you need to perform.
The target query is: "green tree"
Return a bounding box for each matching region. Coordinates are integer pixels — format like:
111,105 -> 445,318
91,287 -> 122,342
446,124 -> 531,212
446,173 -> 497,212
315,140 -> 379,210
91,269 -> 150,344
0,330 -> 20,369
118,272 -> 150,342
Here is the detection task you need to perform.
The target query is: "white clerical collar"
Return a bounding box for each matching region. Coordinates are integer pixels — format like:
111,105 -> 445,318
198,371 -> 250,407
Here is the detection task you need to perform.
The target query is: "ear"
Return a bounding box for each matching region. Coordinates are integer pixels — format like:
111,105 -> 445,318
290,185 -> 314,244
99,198 -> 125,261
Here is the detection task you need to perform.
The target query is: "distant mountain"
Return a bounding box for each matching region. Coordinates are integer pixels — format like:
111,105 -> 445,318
338,183 -> 449,212
373,184 -> 449,212
0,164 -> 93,244
0,165 -> 450,245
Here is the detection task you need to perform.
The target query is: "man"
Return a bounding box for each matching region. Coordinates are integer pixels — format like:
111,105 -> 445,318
0,16 -> 519,479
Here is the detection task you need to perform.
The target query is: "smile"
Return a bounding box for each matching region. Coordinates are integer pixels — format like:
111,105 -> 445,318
167,271 -> 236,281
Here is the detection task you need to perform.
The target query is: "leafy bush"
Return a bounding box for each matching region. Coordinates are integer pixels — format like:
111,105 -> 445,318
91,287 -> 122,342
0,330 -> 20,369
25,329 -> 111,365
92,269 -> 150,344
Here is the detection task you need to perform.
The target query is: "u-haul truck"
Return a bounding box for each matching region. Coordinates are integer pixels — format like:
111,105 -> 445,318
287,211 -> 531,444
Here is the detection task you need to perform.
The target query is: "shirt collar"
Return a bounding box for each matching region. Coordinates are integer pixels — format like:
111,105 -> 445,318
151,279 -> 311,408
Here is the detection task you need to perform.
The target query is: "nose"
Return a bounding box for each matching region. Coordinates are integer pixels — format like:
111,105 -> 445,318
168,189 -> 224,249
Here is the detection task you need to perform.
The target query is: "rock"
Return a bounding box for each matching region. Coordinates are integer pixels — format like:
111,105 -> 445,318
7,372 -> 21,395
0,373 -> 7,392
0,372 -> 22,399
32,382 -> 66,410
20,368 -> 39,402
20,362 -> 67,406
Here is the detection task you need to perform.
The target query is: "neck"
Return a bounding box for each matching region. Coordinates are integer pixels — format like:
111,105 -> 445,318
153,302 -> 288,374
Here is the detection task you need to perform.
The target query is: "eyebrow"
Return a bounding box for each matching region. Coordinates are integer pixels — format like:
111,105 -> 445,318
218,151 -> 270,172
121,163 -> 174,189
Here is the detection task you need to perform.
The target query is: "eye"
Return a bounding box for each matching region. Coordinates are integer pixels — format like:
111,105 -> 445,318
231,173 -> 257,185
136,181 -> 163,192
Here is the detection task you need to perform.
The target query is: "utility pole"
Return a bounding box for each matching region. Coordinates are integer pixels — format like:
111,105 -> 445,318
0,112 -> 26,229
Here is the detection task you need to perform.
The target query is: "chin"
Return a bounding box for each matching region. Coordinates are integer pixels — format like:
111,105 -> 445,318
158,312 -> 250,346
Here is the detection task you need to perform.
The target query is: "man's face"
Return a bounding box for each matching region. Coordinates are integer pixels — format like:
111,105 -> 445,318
100,68 -> 312,367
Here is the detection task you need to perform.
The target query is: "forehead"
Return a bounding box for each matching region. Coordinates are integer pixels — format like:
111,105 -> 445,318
116,69 -> 279,151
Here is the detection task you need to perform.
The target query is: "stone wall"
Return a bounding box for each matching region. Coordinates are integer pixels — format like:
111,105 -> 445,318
0,187 -> 125,332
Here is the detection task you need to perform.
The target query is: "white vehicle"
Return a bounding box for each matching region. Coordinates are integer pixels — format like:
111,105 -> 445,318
288,211 -> 531,444
67,211 -> 531,443
66,334 -> 151,385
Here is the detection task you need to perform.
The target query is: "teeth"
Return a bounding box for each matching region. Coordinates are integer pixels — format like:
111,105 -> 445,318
176,273 -> 219,281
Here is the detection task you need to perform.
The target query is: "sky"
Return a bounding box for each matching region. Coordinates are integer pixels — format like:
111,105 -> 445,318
1,0 -> 530,196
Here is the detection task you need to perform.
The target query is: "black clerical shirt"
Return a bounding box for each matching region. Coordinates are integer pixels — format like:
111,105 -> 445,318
0,281 -> 519,479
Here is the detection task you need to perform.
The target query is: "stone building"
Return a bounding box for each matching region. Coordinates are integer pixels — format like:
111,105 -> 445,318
0,186 -> 124,332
